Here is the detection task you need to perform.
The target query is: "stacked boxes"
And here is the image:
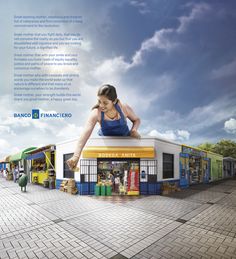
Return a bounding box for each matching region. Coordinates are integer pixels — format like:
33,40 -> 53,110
60,179 -> 78,195
162,182 -> 180,195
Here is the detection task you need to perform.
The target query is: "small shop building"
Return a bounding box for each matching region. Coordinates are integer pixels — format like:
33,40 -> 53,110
207,151 -> 223,182
223,157 -> 236,178
56,137 -> 181,195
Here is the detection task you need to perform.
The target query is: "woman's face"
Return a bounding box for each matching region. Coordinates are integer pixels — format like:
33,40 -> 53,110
98,95 -> 114,112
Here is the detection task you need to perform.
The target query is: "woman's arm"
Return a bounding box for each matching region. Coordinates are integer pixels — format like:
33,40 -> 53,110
67,109 -> 98,170
123,103 -> 141,138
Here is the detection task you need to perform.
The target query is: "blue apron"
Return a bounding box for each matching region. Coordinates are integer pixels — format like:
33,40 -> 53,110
98,103 -> 130,136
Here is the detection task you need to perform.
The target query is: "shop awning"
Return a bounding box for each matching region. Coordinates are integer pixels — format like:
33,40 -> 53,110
25,144 -> 56,155
26,152 -> 45,160
82,146 -> 155,158
9,147 -> 37,162
0,155 -> 11,163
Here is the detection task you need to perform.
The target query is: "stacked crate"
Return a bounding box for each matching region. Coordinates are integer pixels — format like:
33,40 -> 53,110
60,179 -> 78,195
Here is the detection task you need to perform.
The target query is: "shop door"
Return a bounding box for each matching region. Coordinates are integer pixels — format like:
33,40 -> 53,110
179,153 -> 189,188
80,159 -> 97,194
202,158 -> 210,183
217,160 -> 223,179
140,160 -> 158,194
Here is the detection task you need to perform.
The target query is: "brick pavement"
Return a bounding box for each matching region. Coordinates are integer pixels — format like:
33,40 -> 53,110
0,175 -> 236,259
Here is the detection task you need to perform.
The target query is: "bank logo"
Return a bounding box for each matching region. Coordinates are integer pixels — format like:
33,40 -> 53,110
32,109 -> 40,119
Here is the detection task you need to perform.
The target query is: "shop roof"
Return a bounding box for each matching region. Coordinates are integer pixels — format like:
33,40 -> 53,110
182,144 -> 223,158
24,144 -> 55,154
9,147 -> 37,162
56,136 -> 181,147
207,150 -> 223,158
223,157 -> 236,161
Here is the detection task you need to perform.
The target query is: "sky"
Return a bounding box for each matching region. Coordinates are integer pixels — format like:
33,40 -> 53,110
0,0 -> 236,158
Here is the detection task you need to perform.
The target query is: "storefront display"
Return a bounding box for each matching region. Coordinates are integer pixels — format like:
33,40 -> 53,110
180,145 -> 209,186
97,159 -> 140,196
25,145 -> 56,187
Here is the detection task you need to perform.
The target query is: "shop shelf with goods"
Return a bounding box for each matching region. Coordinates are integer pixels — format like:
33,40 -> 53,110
25,145 -> 56,186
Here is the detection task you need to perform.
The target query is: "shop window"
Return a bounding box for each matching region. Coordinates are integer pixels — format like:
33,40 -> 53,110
163,153 -> 174,179
63,153 -> 74,179
140,160 -> 158,182
80,159 -> 97,182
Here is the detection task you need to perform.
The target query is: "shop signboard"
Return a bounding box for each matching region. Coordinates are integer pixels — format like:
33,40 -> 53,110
82,146 -> 155,159
182,146 -> 207,158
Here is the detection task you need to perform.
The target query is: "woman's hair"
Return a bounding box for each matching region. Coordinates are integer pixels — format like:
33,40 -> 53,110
92,84 -> 118,109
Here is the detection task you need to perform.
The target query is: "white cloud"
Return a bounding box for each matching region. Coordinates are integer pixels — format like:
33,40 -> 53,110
177,130 -> 190,140
0,139 -> 10,149
0,125 -> 16,136
80,40 -> 92,52
130,0 -> 150,15
131,29 -> 176,66
211,59 -> 236,79
92,56 -> 129,83
186,95 -> 236,132
224,118 -> 236,134
177,3 -> 211,33
56,124 -> 84,138
92,3 -> 211,83
147,129 -> 190,142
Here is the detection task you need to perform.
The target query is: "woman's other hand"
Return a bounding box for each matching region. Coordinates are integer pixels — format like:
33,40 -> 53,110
66,156 -> 80,171
130,129 -> 141,139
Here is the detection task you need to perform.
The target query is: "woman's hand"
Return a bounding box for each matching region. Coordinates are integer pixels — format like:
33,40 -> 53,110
66,156 -> 80,171
130,129 -> 141,139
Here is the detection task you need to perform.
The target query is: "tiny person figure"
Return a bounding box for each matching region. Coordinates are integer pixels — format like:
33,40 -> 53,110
13,165 -> 19,183
67,84 -> 141,171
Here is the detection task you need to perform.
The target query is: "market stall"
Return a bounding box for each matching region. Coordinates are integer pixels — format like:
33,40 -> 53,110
25,145 -> 56,188
9,147 -> 37,181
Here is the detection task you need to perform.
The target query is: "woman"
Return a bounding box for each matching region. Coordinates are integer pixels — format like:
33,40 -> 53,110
67,84 -> 141,170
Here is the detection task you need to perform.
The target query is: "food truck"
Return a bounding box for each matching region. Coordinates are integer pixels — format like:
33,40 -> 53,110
56,137 -> 181,195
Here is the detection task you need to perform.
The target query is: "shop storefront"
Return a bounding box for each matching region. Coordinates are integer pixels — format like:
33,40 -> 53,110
180,145 -> 210,188
25,145 -> 56,188
56,137 -> 182,195
207,151 -> 223,182
97,158 -> 140,195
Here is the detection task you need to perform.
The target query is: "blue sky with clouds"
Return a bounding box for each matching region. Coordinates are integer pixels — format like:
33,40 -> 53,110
0,0 -> 236,157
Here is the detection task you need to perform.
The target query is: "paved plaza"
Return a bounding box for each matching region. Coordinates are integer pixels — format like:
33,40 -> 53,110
0,177 -> 236,259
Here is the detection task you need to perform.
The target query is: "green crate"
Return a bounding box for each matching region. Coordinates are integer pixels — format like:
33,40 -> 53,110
101,185 -> 106,196
95,185 -> 101,196
106,185 -> 112,196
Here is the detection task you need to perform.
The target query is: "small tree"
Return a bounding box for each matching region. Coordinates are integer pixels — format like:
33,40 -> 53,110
212,139 -> 236,158
197,142 -> 215,152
